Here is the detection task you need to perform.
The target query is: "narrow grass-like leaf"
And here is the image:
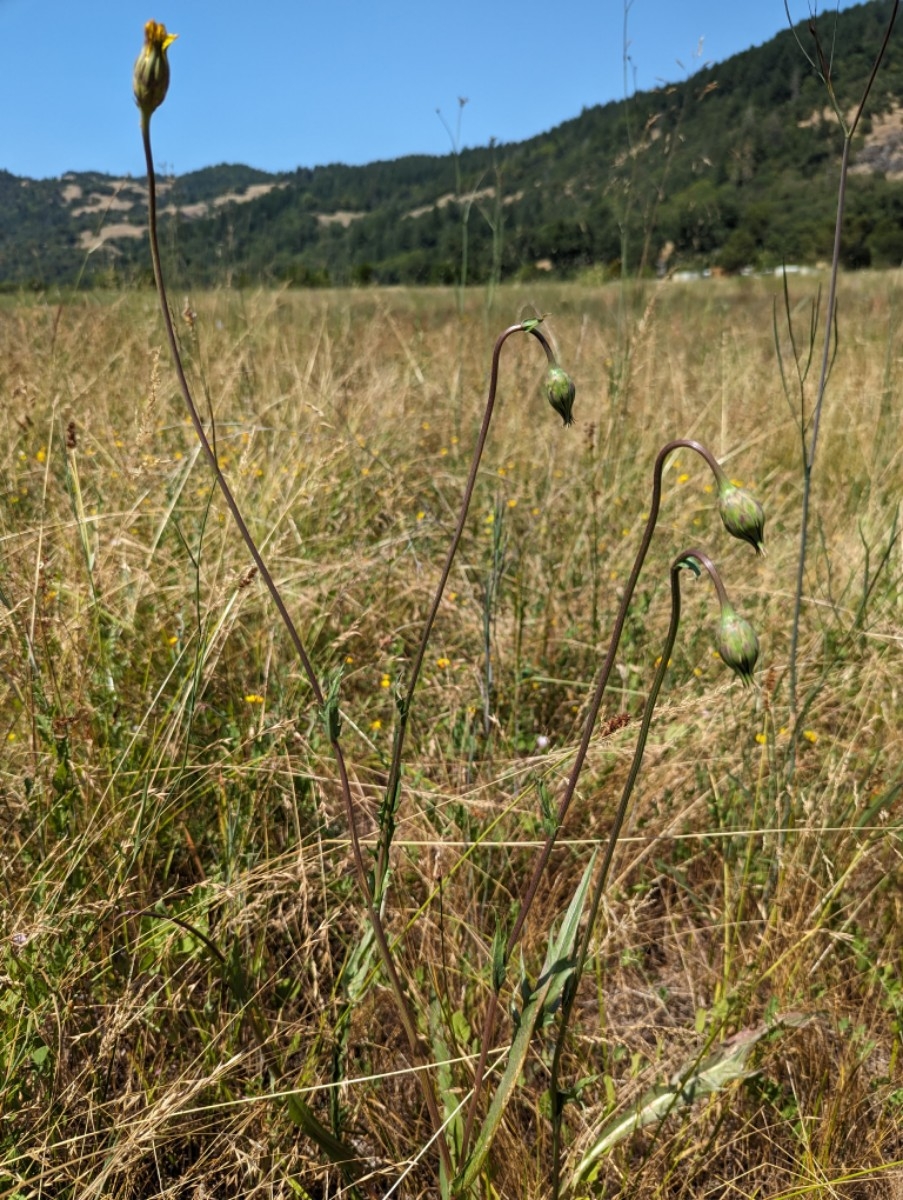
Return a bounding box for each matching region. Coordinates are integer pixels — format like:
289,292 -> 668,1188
455,852 -> 596,1193
571,1013 -> 811,1188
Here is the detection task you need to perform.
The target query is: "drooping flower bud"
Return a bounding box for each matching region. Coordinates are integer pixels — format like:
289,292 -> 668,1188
716,604 -> 759,685
545,365 -> 575,427
133,20 -> 178,120
718,481 -> 766,555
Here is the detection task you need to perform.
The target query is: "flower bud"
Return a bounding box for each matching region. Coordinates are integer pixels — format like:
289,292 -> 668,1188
133,20 -> 178,119
716,604 -> 759,685
545,365 -> 575,427
718,481 -> 766,555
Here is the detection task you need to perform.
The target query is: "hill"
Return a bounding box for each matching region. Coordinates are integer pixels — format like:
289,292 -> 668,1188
2,0 -> 902,288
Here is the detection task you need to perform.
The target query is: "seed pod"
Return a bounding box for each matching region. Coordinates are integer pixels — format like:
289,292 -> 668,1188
718,481 -> 766,555
133,20 -> 178,119
545,365 -> 575,427
717,604 -> 759,685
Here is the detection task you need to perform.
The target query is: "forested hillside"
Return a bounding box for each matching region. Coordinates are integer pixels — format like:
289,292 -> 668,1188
2,0 -> 903,288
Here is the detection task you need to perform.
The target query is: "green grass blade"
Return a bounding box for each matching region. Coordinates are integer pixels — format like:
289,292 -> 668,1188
455,852 -> 596,1193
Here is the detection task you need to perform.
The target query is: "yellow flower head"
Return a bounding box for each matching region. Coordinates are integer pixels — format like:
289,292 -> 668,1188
133,20 -> 178,119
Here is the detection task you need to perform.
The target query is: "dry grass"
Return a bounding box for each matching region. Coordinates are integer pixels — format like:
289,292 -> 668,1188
2,276 -> 903,1198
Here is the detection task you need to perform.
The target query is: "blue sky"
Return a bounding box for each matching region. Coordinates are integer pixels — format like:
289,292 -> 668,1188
2,0 -> 866,179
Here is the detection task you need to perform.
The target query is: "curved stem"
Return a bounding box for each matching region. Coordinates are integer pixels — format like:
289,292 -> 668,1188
374,323 -> 556,899
141,116 -> 452,1178
548,546 -> 724,1198
460,438 -> 725,1158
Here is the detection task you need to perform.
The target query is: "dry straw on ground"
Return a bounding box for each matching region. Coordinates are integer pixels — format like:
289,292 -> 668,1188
2,277 -> 903,1196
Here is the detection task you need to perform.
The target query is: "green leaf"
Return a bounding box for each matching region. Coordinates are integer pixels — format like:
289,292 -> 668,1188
491,922 -> 507,995
320,669 -> 343,741
537,778 -> 557,837
570,1012 -> 811,1187
454,852 -> 596,1193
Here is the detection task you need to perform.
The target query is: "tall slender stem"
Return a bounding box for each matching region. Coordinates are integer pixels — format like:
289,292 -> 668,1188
788,138 -> 847,715
374,323 -> 556,899
140,115 -> 452,1178
460,438 -> 726,1157
787,0 -> 899,714
548,548 -> 727,1199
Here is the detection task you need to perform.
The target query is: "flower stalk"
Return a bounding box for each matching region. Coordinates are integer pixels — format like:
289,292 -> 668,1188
135,25 -> 454,1178
374,322 -> 570,902
548,547 -> 758,1198
460,437 -> 764,1159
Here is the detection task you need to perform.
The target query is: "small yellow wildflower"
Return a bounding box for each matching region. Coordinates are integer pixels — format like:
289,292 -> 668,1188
370,719 -> 382,732
803,729 -> 818,743
677,473 -> 690,485
755,732 -> 767,745
416,511 -> 426,521
245,694 -> 264,704
380,674 -> 391,689
703,484 -> 713,495
421,422 -> 430,431
361,467 -> 371,477
436,657 -> 450,669
345,655 -> 354,664
439,447 -> 448,457
693,667 -> 702,677
167,635 -> 178,646
133,20 -> 178,119
7,732 -> 16,742
497,467 -> 507,478
730,478 -> 744,488
35,448 -> 46,464
507,498 -> 518,509
451,436 -> 459,445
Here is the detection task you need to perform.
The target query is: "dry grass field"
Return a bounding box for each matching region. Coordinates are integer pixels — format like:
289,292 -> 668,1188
2,276 -> 903,1197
